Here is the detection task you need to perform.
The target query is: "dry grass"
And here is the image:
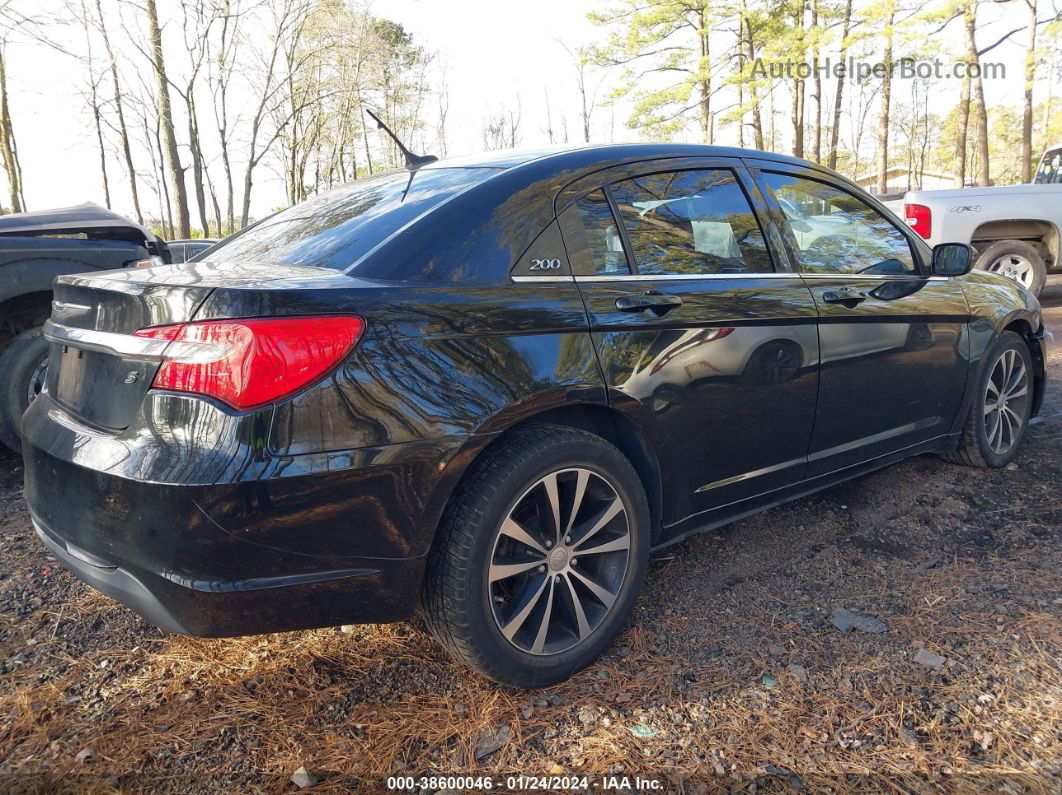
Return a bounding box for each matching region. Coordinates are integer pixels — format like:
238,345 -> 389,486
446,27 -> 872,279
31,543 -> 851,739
1,546 -> 1058,793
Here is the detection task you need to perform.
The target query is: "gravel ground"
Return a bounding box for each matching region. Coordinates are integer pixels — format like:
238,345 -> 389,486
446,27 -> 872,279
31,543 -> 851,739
0,277 -> 1059,793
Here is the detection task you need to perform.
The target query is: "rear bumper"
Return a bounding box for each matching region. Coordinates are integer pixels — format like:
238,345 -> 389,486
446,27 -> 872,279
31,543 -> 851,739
21,393 -> 474,636
32,513 -> 424,636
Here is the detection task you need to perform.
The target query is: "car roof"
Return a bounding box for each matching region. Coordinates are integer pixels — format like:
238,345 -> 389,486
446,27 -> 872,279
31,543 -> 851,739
353,143 -> 834,283
420,142 -> 819,174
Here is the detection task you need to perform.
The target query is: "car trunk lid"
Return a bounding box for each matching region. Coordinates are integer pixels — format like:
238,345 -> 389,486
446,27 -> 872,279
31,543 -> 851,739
44,262 -> 339,428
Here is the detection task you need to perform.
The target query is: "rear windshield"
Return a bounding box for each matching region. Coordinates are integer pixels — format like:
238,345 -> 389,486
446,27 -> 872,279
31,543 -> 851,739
202,167 -> 497,270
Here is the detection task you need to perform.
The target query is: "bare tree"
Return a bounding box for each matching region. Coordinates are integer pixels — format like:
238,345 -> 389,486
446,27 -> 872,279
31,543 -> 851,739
827,0 -> 853,170
144,0 -> 190,237
96,0 -> 142,222
558,40 -> 600,142
482,102 -> 521,150
1020,0 -> 1037,182
76,0 -> 111,207
875,1 -> 896,195
177,0 -> 216,237
207,0 -> 243,234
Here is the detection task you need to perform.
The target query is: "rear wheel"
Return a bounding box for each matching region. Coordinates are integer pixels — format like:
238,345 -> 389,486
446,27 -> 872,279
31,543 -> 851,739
974,240 -> 1047,296
422,424 -> 649,688
942,331 -> 1033,468
0,327 -> 49,452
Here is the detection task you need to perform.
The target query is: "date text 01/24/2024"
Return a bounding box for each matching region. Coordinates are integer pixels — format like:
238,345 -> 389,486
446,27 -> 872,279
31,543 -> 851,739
385,774 -> 665,790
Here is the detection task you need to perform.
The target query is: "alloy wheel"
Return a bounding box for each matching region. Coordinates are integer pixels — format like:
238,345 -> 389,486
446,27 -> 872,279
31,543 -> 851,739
987,254 -> 1034,288
983,348 -> 1029,456
27,357 -> 48,405
488,467 -> 631,656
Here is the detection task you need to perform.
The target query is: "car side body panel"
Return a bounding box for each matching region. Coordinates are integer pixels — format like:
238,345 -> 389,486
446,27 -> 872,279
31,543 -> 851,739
18,144 -> 1047,641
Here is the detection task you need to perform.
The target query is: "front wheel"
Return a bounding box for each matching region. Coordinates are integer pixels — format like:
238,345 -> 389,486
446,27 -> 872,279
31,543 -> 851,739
942,331 -> 1034,468
422,425 -> 650,688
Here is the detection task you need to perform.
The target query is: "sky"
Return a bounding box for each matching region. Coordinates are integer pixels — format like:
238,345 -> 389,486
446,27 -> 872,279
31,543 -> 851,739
2,0 -> 1054,223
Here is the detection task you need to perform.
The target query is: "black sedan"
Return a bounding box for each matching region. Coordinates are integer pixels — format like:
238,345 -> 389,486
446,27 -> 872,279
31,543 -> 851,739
22,144 -> 1047,687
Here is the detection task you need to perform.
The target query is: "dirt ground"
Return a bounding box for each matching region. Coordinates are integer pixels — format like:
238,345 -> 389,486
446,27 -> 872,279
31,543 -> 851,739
0,279 -> 1059,794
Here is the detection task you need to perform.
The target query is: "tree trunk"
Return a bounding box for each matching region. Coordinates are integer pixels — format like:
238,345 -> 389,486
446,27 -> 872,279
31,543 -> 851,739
791,0 -> 805,158
97,0 -> 141,223
186,100 -> 210,237
0,51 -> 22,212
964,2 -> 990,186
698,8 -> 712,144
91,86 -> 111,207
1020,0 -> 1037,183
956,73 -> 971,186
876,5 -> 895,195
828,0 -> 853,169
741,4 -> 764,150
145,0 -> 189,237
810,0 -> 821,163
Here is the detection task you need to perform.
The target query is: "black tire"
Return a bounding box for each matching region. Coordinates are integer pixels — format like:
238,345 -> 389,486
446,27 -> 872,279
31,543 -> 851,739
422,424 -> 650,688
0,327 -> 49,452
974,240 -> 1047,296
942,331 -> 1034,468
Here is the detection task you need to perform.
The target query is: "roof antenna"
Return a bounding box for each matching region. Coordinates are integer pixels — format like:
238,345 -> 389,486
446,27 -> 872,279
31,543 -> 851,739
365,109 -> 438,170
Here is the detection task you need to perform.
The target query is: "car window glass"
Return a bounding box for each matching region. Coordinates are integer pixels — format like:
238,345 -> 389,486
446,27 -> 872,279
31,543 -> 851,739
760,172 -> 917,275
168,243 -> 186,264
571,189 -> 630,275
1034,149 -> 1062,184
609,169 -> 773,275
201,167 -> 496,270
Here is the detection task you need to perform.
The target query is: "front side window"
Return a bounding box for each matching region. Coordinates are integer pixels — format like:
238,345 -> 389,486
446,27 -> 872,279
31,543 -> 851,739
760,172 -> 917,275
609,169 -> 773,275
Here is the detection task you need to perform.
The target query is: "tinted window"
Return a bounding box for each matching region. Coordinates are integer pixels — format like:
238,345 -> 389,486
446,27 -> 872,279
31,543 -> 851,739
1034,148 -> 1062,184
569,189 -> 630,275
609,169 -> 773,275
761,172 -> 917,275
202,168 -> 495,270
167,243 -> 187,264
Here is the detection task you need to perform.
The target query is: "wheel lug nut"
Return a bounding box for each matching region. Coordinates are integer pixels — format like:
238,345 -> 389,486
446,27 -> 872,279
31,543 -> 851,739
555,575 -> 562,582
545,540 -> 553,549
537,565 -> 545,573
565,536 -> 572,544
571,558 -> 577,565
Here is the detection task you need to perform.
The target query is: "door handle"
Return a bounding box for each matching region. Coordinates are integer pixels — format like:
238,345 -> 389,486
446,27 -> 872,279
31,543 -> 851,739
822,287 -> 868,305
615,292 -> 683,315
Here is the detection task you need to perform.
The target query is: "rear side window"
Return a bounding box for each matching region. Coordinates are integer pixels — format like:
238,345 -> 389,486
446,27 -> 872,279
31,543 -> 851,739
202,168 -> 496,270
572,189 -> 629,275
610,169 -> 773,275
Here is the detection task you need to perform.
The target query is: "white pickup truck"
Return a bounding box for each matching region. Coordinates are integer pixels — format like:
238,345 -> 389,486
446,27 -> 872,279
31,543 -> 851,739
896,143 -> 1062,296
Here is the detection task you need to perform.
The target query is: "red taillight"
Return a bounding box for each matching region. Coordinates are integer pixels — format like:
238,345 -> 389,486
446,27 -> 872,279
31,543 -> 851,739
134,316 -> 364,410
905,203 -> 932,239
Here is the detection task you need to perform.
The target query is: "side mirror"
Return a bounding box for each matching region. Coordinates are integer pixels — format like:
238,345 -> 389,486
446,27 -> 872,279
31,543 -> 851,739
932,243 -> 975,276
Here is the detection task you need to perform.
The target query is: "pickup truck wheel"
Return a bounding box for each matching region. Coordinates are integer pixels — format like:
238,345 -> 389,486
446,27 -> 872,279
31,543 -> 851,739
422,424 -> 650,688
975,240 -> 1047,296
0,327 -> 49,452
941,331 -> 1033,469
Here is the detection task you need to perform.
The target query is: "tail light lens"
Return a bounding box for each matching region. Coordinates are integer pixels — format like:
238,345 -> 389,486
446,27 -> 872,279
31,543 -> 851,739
134,316 -> 364,410
905,203 -> 932,239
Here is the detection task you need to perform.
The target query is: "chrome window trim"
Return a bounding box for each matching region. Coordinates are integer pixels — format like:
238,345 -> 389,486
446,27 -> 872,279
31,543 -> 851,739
512,272 -> 949,284
42,320 -> 170,361
510,275 -> 575,283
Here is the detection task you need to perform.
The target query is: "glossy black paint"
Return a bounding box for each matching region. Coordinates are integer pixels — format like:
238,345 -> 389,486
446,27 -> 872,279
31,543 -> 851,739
21,144 -> 1047,638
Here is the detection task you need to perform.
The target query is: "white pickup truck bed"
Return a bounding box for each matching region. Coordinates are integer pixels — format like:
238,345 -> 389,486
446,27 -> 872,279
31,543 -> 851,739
900,182 -> 1062,295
